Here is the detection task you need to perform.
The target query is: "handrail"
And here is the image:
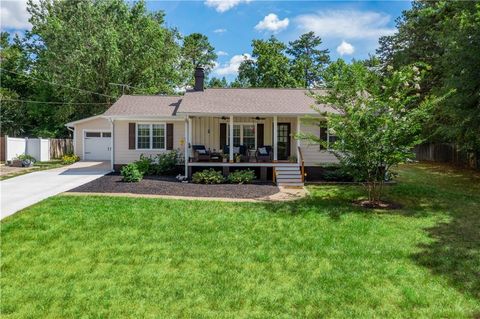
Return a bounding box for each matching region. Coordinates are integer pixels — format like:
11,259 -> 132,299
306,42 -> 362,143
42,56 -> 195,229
297,146 -> 305,183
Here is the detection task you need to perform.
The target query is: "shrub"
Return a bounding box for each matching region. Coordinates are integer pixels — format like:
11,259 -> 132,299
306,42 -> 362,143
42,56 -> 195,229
134,154 -> 154,175
192,169 -> 224,184
227,169 -> 256,184
121,163 -> 143,182
17,154 -> 37,163
61,154 -> 79,165
322,169 -> 354,182
152,151 -> 178,175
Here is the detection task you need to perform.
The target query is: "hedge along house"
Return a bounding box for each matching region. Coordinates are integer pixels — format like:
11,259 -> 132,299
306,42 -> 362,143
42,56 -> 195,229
65,68 -> 339,186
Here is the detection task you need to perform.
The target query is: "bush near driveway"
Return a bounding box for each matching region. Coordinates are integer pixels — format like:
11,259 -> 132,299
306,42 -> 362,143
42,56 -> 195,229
61,154 -> 80,165
1,164 -> 479,318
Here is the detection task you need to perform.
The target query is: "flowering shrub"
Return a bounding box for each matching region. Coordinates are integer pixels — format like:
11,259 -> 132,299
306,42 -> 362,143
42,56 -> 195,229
61,154 -> 80,165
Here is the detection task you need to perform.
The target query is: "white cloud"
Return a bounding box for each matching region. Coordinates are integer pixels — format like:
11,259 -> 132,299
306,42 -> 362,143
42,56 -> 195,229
204,0 -> 251,13
213,28 -> 227,33
255,13 -> 289,33
336,40 -> 355,55
295,10 -> 396,40
0,0 -> 32,30
214,53 -> 252,76
217,50 -> 229,56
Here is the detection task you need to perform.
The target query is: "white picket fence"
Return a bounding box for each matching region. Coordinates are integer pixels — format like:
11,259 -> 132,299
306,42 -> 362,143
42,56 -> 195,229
4,136 -> 50,162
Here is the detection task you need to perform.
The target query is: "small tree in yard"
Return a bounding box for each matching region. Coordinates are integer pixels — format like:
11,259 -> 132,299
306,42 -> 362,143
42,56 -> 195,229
301,61 -> 444,205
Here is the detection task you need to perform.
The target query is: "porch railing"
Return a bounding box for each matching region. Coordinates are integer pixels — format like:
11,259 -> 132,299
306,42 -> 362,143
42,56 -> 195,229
298,146 -> 305,182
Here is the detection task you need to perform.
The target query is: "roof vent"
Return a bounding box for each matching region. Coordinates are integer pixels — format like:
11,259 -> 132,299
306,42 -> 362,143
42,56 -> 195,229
194,67 -> 205,91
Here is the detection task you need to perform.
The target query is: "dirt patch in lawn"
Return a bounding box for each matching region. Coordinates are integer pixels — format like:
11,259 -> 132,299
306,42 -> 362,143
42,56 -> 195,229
352,200 -> 403,210
68,173 -> 280,199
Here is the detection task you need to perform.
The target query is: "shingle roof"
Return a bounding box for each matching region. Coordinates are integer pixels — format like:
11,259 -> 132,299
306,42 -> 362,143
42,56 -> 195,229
178,88 -> 336,115
103,95 -> 181,117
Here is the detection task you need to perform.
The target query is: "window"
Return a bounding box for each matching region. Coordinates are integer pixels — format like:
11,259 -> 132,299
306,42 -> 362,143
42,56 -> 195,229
85,132 -> 101,138
243,125 -> 255,150
152,124 -> 165,149
327,130 -> 337,149
233,125 -> 241,146
227,123 -> 257,149
137,123 -> 166,150
137,124 -> 151,149
320,124 -> 337,150
102,132 -> 111,138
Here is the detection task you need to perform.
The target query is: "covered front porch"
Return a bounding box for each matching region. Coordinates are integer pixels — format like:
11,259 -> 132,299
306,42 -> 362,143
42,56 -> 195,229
182,115 -> 305,185
182,115 -> 303,164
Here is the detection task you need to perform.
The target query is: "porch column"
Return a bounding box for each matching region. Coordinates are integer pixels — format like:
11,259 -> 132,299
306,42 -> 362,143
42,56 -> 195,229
188,117 -> 193,150
229,115 -> 234,162
297,117 -> 301,164
184,116 -> 188,177
273,116 -> 278,162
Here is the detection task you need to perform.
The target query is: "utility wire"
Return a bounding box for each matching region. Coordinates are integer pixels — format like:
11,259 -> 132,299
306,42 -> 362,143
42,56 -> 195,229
0,68 -> 115,99
0,98 -> 111,105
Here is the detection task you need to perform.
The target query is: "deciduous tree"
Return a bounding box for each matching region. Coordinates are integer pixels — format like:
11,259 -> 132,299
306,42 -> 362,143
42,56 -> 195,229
300,61 -> 444,204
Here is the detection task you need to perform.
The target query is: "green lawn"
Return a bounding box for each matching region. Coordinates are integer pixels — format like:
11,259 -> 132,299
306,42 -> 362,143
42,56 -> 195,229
1,164 -> 479,318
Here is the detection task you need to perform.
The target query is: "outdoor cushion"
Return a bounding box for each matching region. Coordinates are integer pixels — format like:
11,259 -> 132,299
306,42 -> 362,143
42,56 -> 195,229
233,146 -> 240,154
197,149 -> 206,154
258,147 -> 268,155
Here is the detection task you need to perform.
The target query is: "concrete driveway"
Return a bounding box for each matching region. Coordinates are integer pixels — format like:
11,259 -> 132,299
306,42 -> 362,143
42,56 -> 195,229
1,161 -> 111,220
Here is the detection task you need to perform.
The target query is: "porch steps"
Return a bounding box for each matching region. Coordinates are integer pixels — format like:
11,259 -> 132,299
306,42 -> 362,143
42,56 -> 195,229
275,165 -> 304,187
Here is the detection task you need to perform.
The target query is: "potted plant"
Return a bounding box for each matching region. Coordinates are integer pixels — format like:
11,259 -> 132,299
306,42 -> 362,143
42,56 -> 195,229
17,154 -> 36,167
235,154 -> 242,163
222,153 -> 228,163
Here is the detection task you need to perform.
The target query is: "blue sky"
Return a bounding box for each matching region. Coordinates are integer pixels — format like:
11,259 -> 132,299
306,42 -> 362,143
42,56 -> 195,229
1,0 -> 411,82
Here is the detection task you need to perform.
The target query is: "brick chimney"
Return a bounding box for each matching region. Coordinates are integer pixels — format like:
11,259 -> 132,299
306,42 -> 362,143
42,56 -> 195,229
194,67 -> 205,91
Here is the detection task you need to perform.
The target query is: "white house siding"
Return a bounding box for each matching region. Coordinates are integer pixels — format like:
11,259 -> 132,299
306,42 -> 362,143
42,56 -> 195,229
114,120 -> 185,165
300,123 -> 339,166
74,117 -> 111,160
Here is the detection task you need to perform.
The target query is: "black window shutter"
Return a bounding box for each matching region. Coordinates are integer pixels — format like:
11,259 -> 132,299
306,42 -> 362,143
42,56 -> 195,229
257,124 -> 264,148
129,123 -> 136,149
320,126 -> 327,150
220,123 -> 227,149
166,123 -> 174,150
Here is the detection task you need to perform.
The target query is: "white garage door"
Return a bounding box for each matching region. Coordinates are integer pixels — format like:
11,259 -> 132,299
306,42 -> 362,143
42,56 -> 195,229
84,131 -> 111,160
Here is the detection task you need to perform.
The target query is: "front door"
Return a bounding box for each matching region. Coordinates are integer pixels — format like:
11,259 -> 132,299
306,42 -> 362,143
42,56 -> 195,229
277,123 -> 291,160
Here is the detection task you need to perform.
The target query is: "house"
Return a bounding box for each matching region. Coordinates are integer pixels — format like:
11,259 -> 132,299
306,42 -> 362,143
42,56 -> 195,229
65,68 -> 339,186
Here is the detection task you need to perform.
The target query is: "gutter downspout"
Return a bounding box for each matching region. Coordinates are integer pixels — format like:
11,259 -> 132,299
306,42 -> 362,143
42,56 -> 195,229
108,117 -> 115,172
66,126 -> 76,155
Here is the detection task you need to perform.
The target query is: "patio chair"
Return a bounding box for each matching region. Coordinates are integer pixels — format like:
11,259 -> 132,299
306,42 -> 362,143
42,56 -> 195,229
256,146 -> 272,162
192,145 -> 211,162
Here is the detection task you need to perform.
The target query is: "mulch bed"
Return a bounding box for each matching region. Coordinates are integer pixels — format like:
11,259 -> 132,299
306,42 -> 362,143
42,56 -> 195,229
68,173 -> 280,199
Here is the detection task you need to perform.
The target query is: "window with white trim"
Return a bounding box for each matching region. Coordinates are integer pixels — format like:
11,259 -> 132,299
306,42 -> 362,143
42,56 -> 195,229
227,124 -> 256,149
137,123 -> 166,150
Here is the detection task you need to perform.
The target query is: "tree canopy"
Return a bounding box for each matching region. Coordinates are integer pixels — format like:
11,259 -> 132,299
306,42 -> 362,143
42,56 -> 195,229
287,31 -> 330,88
236,33 -> 329,88
181,33 -> 217,77
377,1 -> 480,152
0,0 -> 208,137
